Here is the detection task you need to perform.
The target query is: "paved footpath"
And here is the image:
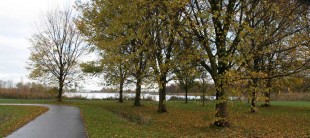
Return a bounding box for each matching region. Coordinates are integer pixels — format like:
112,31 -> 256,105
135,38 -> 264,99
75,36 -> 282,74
0,104 -> 87,138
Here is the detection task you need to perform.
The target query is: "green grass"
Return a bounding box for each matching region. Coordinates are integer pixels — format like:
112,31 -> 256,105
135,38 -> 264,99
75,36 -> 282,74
1,99 -> 310,137
0,98 -> 54,104
0,105 -> 48,137
271,101 -> 310,107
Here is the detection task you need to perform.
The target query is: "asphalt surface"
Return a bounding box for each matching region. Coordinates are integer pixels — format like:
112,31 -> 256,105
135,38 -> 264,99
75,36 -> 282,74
0,104 -> 87,138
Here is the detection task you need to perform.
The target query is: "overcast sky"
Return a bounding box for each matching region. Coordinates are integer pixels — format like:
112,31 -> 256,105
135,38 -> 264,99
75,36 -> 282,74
0,0 -> 76,82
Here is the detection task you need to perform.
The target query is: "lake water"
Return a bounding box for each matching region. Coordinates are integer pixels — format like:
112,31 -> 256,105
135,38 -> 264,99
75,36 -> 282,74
63,92 -> 217,101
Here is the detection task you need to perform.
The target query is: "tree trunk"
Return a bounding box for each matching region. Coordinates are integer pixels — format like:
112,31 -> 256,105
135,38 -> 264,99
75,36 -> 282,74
214,73 -> 230,127
202,77 -> 206,106
185,85 -> 188,104
57,80 -> 63,102
157,79 -> 167,112
263,91 -> 271,107
119,80 -> 124,103
250,78 -> 258,112
134,51 -> 144,106
202,90 -> 205,106
214,90 -> 230,127
214,80 -> 230,127
251,57 -> 260,112
262,79 -> 272,107
134,77 -> 142,106
250,90 -> 256,112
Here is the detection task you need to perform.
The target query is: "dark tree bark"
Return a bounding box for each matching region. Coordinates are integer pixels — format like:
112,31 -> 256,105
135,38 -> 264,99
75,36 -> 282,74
202,79 -> 206,106
214,77 -> 230,127
57,65 -> 64,102
119,78 -> 124,103
185,84 -> 188,103
262,78 -> 272,107
157,77 -> 167,112
250,90 -> 256,112
134,76 -> 142,106
250,53 -> 263,112
57,79 -> 63,102
134,51 -> 146,106
200,71 -> 207,106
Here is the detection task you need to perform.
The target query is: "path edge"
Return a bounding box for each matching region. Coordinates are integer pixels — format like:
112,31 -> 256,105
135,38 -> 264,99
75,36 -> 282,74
0,105 -> 49,137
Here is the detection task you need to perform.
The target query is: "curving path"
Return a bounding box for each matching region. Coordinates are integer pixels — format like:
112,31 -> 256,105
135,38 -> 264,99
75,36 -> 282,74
0,104 -> 87,138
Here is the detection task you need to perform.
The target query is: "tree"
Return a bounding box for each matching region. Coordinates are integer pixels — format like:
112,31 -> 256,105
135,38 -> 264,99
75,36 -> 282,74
103,49 -> 129,103
80,49 -> 129,103
141,1 -> 186,112
174,53 -> 198,103
28,7 -> 87,102
127,42 -> 149,106
175,65 -> 198,104
76,0 -> 186,111
201,72 -> 207,106
239,0 -> 310,110
174,26 -> 200,104
76,0 -> 147,104
182,0 -> 310,126
183,0 -> 250,127
76,0 -> 129,103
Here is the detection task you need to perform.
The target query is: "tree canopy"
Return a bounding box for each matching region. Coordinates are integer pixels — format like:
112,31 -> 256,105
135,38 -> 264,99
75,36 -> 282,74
75,0 -> 310,127
28,7 -> 87,101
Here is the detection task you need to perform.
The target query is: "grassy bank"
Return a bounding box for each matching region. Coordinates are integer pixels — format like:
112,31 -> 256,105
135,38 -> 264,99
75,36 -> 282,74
72,100 -> 310,137
1,99 -> 310,137
0,105 -> 48,137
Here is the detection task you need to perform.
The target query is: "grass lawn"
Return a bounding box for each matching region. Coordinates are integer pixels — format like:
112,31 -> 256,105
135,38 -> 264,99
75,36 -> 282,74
0,105 -> 48,137
1,99 -> 310,137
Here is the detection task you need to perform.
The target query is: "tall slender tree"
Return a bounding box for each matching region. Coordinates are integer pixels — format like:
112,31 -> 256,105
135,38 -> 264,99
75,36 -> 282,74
142,1 -> 186,112
175,67 -> 198,104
